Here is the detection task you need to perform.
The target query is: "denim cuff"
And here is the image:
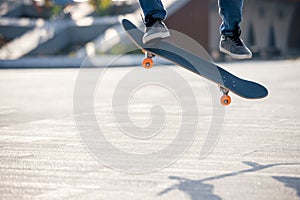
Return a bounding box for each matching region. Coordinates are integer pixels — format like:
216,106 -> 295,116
145,15 -> 164,27
221,28 -> 241,37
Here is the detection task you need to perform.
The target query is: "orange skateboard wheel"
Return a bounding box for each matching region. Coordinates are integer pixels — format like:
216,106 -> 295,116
220,95 -> 231,106
142,58 -> 153,69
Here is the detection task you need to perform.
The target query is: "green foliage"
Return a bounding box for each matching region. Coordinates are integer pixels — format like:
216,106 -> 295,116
51,4 -> 62,16
89,0 -> 112,16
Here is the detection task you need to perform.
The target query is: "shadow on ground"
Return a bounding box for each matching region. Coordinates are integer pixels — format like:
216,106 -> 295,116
158,161 -> 300,200
273,176 -> 300,197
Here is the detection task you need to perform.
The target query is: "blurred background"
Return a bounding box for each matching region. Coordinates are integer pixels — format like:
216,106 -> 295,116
0,0 -> 299,67
1,2 -> 300,199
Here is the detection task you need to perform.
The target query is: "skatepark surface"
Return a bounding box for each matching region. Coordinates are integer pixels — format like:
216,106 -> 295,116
0,59 -> 299,200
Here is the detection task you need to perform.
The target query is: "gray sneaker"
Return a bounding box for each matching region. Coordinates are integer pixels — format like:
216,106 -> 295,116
143,20 -> 170,44
219,35 -> 252,59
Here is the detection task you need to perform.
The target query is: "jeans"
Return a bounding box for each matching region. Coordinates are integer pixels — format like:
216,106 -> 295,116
138,0 -> 244,36
138,0 -> 167,25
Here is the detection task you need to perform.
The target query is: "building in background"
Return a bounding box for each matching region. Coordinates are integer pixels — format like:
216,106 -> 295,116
166,0 -> 300,59
0,0 -> 299,60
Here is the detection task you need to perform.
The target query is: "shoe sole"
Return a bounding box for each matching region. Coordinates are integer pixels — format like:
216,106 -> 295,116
219,46 -> 252,60
143,31 -> 171,44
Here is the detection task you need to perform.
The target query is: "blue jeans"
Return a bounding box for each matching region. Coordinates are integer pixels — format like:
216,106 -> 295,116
138,0 -> 167,25
138,0 -> 244,36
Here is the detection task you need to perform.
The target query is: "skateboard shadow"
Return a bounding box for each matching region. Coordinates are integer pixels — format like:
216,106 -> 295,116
157,161 -> 300,200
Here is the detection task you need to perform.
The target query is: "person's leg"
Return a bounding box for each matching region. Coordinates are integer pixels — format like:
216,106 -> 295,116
139,0 -> 170,43
139,0 -> 167,25
219,0 -> 243,36
218,0 -> 252,59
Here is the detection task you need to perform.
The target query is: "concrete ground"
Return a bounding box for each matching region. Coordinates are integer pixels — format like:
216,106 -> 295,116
0,59 -> 299,200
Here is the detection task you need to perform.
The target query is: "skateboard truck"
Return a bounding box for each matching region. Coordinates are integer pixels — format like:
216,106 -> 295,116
142,50 -> 155,69
219,86 -> 231,106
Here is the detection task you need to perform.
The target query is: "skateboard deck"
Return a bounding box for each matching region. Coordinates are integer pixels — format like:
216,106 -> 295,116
122,19 -> 268,105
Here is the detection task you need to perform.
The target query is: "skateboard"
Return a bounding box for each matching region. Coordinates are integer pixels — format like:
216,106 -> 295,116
121,19 -> 268,106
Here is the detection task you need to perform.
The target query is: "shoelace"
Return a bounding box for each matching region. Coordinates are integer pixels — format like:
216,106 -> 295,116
229,36 -> 243,46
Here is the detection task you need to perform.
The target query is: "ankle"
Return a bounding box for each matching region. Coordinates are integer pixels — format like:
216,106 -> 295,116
145,18 -> 162,27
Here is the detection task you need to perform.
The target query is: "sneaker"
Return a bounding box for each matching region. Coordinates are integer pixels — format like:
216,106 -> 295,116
219,35 -> 252,59
143,20 -> 170,44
